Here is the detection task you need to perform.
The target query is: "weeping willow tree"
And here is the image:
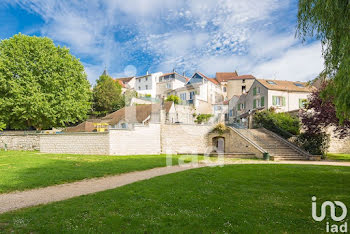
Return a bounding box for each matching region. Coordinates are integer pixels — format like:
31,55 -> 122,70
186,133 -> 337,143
297,0 -> 350,123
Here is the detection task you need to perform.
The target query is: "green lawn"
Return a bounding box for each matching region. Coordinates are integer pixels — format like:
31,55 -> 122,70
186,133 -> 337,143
326,153 -> 350,161
0,150 -> 204,194
0,164 -> 349,233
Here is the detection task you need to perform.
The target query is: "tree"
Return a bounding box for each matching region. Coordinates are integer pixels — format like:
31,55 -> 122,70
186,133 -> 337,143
0,34 -> 91,130
0,122 -> 5,131
300,82 -> 350,139
92,74 -> 123,116
123,89 -> 138,106
165,95 -> 180,104
297,0 -> 350,122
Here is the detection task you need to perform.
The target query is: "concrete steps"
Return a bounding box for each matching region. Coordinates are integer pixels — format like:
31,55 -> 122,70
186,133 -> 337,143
236,128 -> 309,161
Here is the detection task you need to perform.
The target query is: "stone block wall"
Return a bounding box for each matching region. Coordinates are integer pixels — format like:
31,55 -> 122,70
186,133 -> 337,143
161,124 -> 213,154
109,124 -> 161,155
40,133 -> 109,155
0,134 -> 40,151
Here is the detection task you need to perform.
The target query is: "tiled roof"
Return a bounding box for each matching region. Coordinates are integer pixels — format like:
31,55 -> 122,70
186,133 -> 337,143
116,79 -> 126,88
102,102 -> 173,125
257,79 -> 315,92
196,72 -> 219,85
226,75 -> 255,80
215,72 -> 238,83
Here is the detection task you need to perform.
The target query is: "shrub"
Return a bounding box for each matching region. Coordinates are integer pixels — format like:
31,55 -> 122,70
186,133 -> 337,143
212,123 -> 227,135
294,132 -> 330,156
0,122 -> 5,131
253,110 -> 300,138
166,95 -> 180,104
195,114 -> 213,124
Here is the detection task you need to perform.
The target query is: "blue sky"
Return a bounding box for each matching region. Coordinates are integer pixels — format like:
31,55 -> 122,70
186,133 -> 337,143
0,0 -> 323,84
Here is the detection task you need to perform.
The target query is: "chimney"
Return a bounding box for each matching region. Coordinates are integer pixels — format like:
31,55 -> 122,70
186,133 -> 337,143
172,68 -> 175,73
146,71 -> 149,75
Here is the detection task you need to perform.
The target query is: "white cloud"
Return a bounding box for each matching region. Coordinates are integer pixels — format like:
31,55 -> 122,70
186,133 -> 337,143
6,0 -> 323,84
252,42 -> 324,81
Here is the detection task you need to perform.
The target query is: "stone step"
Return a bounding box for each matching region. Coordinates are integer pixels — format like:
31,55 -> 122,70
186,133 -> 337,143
272,156 -> 307,161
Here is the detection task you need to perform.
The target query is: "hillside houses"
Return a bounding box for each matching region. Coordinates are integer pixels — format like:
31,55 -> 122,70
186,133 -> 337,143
108,69 -> 315,128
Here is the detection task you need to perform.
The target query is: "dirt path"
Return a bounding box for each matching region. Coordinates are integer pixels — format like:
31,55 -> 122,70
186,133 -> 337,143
1,160 -> 350,214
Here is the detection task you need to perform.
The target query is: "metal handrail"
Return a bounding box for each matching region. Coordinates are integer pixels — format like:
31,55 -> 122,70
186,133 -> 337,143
260,128 -> 315,159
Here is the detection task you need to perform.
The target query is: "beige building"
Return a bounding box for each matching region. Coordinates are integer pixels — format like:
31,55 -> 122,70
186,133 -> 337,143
156,72 -> 188,99
230,79 -> 315,124
226,75 -> 256,99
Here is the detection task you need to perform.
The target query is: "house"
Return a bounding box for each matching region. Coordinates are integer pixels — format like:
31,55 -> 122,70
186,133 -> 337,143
168,72 -> 224,114
156,72 -> 188,99
226,75 -> 256,99
115,76 -> 136,90
212,99 -> 230,122
134,72 -> 163,98
214,72 -> 238,100
229,79 -> 315,124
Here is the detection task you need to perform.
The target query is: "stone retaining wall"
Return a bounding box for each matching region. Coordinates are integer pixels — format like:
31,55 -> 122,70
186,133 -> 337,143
0,134 -> 40,151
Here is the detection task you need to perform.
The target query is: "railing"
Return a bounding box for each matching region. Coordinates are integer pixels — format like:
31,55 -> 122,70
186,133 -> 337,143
260,128 -> 315,159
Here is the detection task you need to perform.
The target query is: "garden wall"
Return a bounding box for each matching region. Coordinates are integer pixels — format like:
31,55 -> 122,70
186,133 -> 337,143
0,133 -> 40,151
161,124 -> 213,154
40,133 -> 110,155
109,124 -> 161,155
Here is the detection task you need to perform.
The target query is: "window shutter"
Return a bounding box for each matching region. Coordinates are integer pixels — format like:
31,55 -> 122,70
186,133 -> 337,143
299,99 -> 302,108
272,96 -> 276,105
261,96 -> 265,107
237,104 -> 241,111
253,99 -> 256,108
253,87 -> 256,96
282,97 -> 286,106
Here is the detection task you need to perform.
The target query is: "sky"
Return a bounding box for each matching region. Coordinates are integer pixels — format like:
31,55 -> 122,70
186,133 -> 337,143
0,0 -> 324,85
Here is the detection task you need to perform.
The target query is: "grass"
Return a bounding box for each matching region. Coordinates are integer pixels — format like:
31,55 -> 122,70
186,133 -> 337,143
0,150 -> 207,194
0,164 -> 349,233
326,153 -> 350,161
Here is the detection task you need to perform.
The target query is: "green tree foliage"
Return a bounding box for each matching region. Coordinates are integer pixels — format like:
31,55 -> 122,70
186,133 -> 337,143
297,0 -> 350,122
123,89 -> 138,106
0,122 -> 5,131
253,110 -> 300,138
165,95 -> 180,104
195,114 -> 213,124
0,34 -> 91,130
92,75 -> 123,116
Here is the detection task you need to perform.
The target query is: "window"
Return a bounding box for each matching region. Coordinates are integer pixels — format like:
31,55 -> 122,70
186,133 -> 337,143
145,77 -> 148,81
223,87 -> 227,92
145,85 -> 148,89
166,83 -> 171,89
267,80 -> 276,85
253,99 -> 261,108
138,79 -> 141,83
299,99 -> 307,108
242,85 -> 246,93
294,83 -> 304,87
180,93 -> 186,100
189,91 -> 195,100
242,79 -> 245,83
272,96 -> 286,106
257,87 -> 260,94
229,110 -> 233,117
215,105 -> 222,111
138,86 -> 141,90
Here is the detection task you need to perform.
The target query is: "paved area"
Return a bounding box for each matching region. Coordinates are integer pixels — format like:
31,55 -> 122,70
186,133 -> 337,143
1,160 -> 350,214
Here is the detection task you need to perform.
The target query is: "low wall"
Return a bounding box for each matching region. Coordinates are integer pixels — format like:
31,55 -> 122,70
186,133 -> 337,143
109,124 -> 161,155
40,133 -> 110,155
0,134 -> 40,151
161,124 -> 213,154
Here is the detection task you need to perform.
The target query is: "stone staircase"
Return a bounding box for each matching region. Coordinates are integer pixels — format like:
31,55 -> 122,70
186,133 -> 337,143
235,128 -> 310,161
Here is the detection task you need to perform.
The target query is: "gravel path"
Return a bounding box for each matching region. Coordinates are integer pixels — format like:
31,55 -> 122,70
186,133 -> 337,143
1,160 -> 350,214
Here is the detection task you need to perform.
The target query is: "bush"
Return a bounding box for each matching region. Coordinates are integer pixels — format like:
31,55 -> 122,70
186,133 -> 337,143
0,122 -> 5,131
166,95 -> 180,104
195,114 -> 213,124
294,132 -> 329,156
212,123 -> 228,135
253,110 -> 300,138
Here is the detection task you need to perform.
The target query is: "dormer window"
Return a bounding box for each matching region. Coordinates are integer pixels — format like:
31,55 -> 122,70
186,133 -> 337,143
267,81 -> 276,85
294,83 -> 304,87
